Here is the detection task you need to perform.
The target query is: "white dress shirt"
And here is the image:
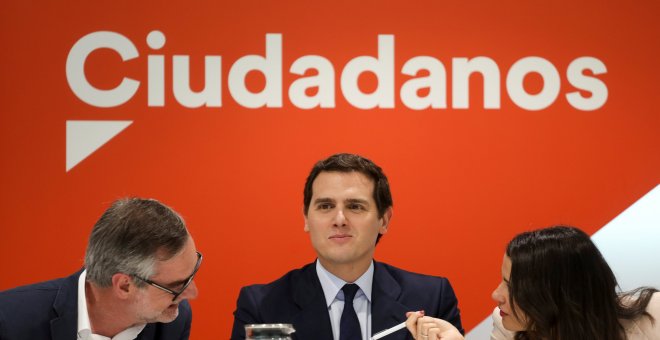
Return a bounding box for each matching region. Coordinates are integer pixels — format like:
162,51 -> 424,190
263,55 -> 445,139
316,260 -> 374,340
77,270 -> 146,340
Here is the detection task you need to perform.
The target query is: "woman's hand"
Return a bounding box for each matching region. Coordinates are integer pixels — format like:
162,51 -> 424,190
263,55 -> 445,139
405,311 -> 465,340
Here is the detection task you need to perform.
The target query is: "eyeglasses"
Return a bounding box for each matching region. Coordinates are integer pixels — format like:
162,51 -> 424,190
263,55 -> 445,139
134,251 -> 202,301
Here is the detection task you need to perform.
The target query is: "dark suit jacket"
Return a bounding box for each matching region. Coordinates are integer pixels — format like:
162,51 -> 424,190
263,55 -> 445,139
231,261 -> 463,340
0,270 -> 192,340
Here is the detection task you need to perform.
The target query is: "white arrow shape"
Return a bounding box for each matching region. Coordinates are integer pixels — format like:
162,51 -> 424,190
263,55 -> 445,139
466,184 -> 660,339
592,184 -> 660,290
66,120 -> 132,172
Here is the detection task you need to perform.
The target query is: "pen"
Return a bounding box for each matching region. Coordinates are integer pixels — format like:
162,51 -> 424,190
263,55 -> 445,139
371,321 -> 406,340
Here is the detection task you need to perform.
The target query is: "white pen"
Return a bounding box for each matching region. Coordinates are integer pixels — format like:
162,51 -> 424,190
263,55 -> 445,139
371,321 -> 406,340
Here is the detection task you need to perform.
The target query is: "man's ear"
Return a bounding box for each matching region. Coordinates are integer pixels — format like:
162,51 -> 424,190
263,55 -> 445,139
111,273 -> 134,300
303,205 -> 309,232
379,207 -> 393,235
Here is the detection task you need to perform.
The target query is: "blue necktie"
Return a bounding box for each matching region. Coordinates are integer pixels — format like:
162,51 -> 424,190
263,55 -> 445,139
340,284 -> 362,340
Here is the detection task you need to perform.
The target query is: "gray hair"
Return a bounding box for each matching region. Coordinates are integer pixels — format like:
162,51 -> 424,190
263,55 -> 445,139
84,198 -> 188,287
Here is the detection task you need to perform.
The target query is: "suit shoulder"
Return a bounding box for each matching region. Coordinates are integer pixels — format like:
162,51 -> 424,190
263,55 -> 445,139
0,274 -> 76,337
232,262 -> 318,337
0,276 -> 67,307
374,261 -> 463,333
377,262 -> 451,286
375,261 -> 459,308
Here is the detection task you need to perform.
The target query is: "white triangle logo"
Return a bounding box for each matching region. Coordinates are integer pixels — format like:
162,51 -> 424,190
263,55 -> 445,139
66,120 -> 133,172
592,184 -> 660,291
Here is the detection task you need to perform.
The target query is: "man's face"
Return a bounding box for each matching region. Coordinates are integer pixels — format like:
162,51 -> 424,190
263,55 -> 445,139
133,237 -> 200,324
304,171 -> 391,272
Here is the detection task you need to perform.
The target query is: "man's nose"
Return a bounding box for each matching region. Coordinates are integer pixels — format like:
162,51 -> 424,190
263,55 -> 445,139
333,209 -> 347,226
181,280 -> 199,301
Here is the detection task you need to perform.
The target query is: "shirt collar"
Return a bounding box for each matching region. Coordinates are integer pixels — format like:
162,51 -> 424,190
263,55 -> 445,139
78,270 -> 92,338
316,259 -> 374,307
77,270 -> 147,340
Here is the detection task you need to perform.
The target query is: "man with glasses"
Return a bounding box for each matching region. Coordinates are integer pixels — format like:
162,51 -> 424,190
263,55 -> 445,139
0,198 -> 201,340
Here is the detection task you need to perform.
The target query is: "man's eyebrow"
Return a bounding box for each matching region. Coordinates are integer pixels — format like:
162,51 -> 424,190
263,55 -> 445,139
313,197 -> 335,204
345,198 -> 370,205
167,278 -> 189,288
170,279 -> 188,286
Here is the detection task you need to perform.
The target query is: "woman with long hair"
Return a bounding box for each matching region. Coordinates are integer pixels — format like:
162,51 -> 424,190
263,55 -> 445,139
406,225 -> 659,340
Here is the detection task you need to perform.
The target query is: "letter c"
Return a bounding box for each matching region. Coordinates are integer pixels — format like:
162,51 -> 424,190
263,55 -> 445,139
66,31 -> 139,108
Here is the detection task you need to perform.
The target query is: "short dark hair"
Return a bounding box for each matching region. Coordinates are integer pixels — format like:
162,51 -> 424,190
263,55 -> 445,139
506,225 -> 657,340
303,153 -> 393,243
84,198 -> 189,287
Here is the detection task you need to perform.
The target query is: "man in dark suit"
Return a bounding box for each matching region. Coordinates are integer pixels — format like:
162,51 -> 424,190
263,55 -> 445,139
0,198 -> 202,340
231,153 -> 462,340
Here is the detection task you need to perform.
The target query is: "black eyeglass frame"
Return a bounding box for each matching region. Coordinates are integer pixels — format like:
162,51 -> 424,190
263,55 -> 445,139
134,251 -> 202,301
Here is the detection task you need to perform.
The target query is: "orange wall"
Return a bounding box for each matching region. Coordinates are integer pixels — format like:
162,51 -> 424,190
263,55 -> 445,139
1,1 -> 659,336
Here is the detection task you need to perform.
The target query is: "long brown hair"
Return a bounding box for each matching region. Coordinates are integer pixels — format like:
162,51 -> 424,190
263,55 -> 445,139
506,226 -> 656,340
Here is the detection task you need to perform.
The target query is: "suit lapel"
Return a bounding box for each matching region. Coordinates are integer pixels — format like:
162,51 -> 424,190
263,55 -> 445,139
290,262 -> 334,340
371,262 -> 412,340
286,261 -> 412,340
50,271 -> 82,340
